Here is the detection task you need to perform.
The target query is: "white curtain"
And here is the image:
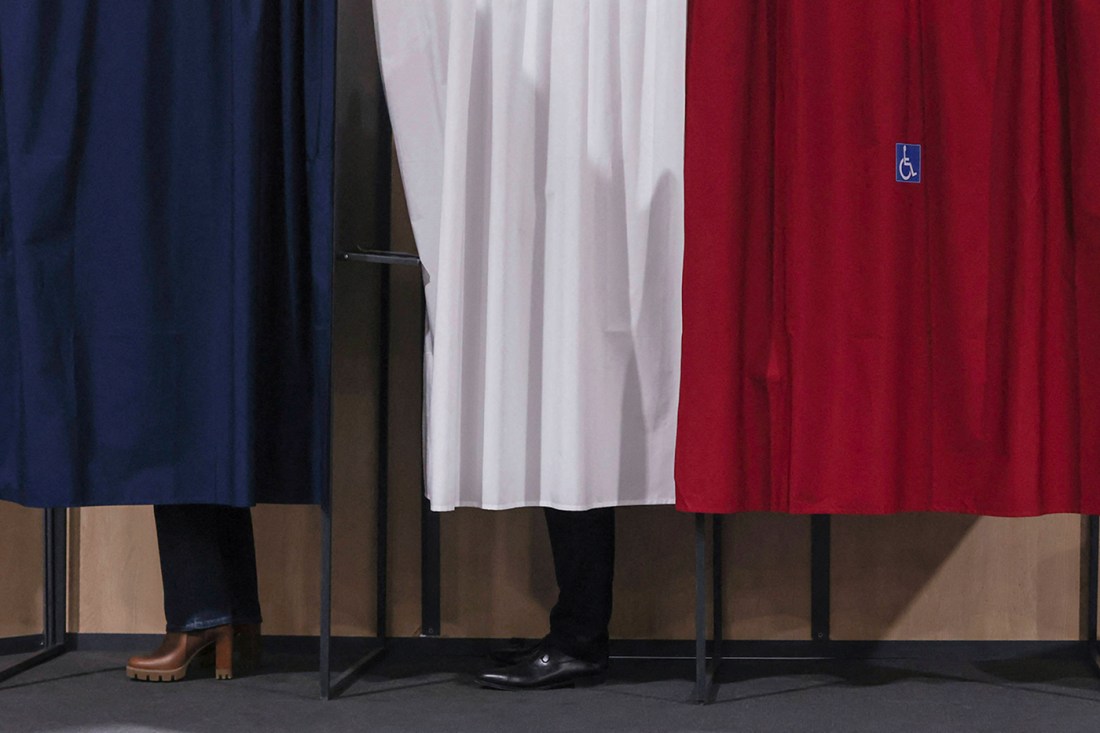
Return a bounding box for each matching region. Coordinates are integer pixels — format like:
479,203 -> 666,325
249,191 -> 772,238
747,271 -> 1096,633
374,0 -> 687,510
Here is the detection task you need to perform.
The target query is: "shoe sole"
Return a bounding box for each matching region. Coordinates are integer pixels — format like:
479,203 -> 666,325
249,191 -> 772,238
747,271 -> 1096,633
126,664 -> 189,683
476,672 -> 606,692
126,665 -> 237,682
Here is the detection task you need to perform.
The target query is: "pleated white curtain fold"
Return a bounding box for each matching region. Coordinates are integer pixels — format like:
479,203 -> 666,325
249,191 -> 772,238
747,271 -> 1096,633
375,0 -> 686,510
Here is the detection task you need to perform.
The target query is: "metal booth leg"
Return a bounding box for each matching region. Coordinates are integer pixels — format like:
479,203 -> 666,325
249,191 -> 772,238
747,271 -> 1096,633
1088,515 -> 1099,674
320,259 -> 402,700
0,508 -> 68,686
318,489 -> 387,700
811,515 -> 831,644
421,496 -> 441,638
692,513 -> 724,704
319,252 -> 424,700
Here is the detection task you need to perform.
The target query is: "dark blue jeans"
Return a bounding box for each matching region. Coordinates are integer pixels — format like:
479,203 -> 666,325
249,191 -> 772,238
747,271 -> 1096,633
544,507 -> 615,664
154,505 -> 263,633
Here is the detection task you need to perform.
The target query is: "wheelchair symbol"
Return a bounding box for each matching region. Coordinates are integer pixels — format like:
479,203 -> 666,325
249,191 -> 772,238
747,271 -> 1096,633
896,143 -> 921,183
898,147 -> 917,180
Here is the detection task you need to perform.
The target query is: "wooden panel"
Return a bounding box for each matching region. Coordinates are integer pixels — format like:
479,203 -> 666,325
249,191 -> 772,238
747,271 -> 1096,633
614,509 -> 696,640
59,492 -> 1099,642
438,510 -> 812,642
832,514 -> 1083,640
439,507 -> 702,641
70,507 -> 162,634
724,514 -> 812,640
0,501 -> 43,637
441,509 -> 557,639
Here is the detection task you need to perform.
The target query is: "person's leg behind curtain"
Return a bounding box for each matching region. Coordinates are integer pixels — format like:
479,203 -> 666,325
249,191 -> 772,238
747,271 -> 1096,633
126,504 -> 262,682
544,507 -> 615,664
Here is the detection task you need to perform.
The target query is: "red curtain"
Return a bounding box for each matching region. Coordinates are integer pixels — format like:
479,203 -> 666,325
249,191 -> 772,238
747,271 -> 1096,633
677,0 -> 1100,516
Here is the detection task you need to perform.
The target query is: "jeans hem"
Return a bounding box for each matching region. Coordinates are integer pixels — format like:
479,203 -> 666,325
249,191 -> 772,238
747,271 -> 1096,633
167,614 -> 262,633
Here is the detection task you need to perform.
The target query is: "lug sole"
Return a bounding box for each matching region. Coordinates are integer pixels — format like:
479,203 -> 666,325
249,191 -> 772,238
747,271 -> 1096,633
126,663 -> 190,683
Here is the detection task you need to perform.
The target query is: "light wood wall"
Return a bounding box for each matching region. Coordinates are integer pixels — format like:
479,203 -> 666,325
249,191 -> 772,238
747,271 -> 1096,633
0,508 -> 1089,641
832,515 -> 1085,641
1,1 -> 1092,645
0,503 -> 42,638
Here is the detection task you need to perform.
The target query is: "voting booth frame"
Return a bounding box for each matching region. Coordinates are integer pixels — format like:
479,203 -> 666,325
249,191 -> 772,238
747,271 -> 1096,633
4,21 -> 1100,707
690,515 -> 1100,703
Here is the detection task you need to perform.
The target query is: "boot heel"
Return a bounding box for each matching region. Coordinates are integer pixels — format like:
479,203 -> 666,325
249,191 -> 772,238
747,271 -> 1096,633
214,626 -> 235,680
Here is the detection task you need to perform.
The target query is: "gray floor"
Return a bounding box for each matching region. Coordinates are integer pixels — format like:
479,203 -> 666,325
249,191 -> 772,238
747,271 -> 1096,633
2,649 -> 1100,732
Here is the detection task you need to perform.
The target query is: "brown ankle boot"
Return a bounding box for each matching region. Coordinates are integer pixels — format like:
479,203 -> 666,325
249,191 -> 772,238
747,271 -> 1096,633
126,625 -> 234,682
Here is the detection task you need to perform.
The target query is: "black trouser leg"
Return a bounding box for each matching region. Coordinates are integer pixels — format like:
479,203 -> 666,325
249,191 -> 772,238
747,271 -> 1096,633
154,505 -> 262,633
543,507 -> 615,663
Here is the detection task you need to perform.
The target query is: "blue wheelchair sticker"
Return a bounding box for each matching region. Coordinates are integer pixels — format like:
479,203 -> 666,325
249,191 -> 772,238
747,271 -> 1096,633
896,143 -> 921,183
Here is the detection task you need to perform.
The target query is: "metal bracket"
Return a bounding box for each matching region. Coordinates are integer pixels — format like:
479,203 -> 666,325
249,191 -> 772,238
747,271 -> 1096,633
320,251 -> 430,699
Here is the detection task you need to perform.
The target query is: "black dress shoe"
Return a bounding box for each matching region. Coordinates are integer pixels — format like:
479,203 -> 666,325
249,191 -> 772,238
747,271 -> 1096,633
476,646 -> 607,691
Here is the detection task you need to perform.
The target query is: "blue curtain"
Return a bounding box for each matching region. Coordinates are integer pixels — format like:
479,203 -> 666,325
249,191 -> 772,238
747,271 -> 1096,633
0,1 -> 335,507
